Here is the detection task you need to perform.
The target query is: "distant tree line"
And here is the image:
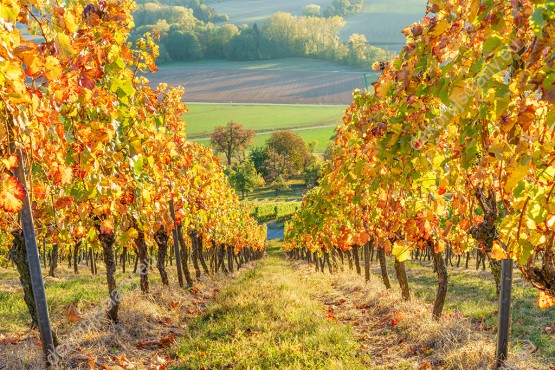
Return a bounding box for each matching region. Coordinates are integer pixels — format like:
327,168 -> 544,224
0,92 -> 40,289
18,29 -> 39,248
303,0 -> 366,18
131,1 -> 392,68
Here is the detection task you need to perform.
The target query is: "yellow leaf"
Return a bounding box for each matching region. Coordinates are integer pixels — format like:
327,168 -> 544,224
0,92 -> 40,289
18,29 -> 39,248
546,215 -> 555,231
0,0 -> 20,21
392,241 -> 411,262
55,33 -> 75,59
488,141 -> 512,159
436,239 -> 446,253
490,240 -> 509,260
1,154 -> 18,170
64,10 -> 79,34
125,227 -> 138,239
429,18 -> 450,37
504,163 -> 528,194
44,56 -> 62,81
2,63 -> 23,82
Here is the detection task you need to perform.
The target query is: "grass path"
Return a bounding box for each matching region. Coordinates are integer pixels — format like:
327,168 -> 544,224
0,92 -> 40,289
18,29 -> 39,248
172,246 -> 370,369
172,244 -> 551,369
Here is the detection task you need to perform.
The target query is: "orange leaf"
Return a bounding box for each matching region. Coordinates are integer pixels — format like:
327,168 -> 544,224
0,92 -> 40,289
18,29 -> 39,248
168,301 -> 181,310
137,334 -> 176,349
0,334 -> 23,345
0,175 -> 25,213
538,291 -> 555,310
54,196 -> 74,210
65,304 -> 82,322
110,354 -> 133,369
100,219 -> 114,235
74,225 -> 86,239
32,182 -> 48,200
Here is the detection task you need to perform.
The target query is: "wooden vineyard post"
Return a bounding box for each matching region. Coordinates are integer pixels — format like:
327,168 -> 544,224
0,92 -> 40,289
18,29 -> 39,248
495,259 -> 513,368
13,151 -> 56,366
169,199 -> 184,288
363,241 -> 370,282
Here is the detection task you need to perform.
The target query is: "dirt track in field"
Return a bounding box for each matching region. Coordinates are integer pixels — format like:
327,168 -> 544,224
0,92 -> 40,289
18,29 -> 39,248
148,66 -> 366,105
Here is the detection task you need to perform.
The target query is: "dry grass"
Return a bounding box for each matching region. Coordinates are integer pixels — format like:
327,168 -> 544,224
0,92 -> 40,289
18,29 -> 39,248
0,262 -> 258,370
298,261 -> 548,370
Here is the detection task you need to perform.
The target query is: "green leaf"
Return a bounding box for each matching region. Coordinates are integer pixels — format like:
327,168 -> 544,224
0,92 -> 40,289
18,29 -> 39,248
483,35 -> 503,53
528,202 -> 547,223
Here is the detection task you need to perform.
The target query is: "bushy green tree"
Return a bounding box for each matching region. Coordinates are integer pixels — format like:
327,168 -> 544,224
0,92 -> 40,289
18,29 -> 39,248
227,28 -> 260,60
303,155 -> 322,189
272,175 -> 290,196
226,160 -> 264,199
249,146 -> 269,175
165,30 -> 203,61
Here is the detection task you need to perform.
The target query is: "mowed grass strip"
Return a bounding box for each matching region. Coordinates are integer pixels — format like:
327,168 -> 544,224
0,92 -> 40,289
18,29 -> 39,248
173,245 -> 369,370
184,103 -> 343,138
194,125 -> 336,152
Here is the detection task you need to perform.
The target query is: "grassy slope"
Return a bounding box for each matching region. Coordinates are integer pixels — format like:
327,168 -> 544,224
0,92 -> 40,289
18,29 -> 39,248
185,104 -> 340,152
339,0 -> 427,48
0,268 -> 114,334
172,243 -> 552,368
2,245 -> 552,367
208,0 -> 336,25
209,0 -> 427,50
245,178 -> 308,202
400,259 -> 555,361
173,243 -> 369,369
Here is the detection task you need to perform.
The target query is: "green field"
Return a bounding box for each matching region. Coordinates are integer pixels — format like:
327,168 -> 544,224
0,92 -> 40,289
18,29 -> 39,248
185,103 -> 341,151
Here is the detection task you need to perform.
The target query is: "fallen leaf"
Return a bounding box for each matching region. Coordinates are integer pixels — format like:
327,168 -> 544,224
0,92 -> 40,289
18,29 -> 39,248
65,304 -> 82,323
159,317 -> 174,326
168,301 -> 181,310
111,355 -> 133,369
0,334 -> 23,345
137,334 -> 176,349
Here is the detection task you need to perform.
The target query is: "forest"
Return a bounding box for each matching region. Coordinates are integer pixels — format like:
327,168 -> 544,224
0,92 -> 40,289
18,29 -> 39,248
131,0 -> 391,67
